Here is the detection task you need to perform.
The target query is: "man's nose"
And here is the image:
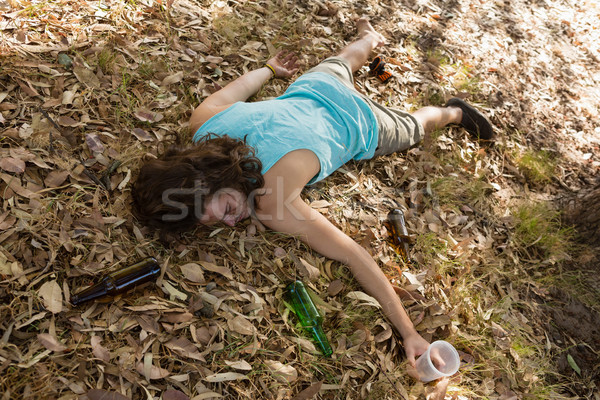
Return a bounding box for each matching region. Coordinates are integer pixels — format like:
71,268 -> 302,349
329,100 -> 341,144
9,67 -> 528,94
223,216 -> 236,226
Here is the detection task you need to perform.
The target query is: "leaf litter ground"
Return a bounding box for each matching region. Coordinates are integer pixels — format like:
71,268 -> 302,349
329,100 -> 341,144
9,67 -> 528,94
0,0 -> 599,399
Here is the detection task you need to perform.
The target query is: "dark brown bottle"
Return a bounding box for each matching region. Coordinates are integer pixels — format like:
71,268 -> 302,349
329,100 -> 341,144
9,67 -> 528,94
71,257 -> 161,305
387,209 -> 411,263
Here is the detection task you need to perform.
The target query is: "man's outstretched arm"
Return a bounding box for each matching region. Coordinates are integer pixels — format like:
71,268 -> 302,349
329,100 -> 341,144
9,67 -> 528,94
189,51 -> 299,132
259,194 -> 430,364
256,157 -> 430,365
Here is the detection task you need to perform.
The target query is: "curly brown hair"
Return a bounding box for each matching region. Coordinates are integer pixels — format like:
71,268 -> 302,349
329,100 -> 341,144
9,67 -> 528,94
131,134 -> 264,234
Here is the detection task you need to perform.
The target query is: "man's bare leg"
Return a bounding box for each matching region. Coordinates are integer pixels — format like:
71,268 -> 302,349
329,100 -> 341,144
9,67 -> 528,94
413,99 -> 494,139
338,18 -> 385,73
412,106 -> 463,135
338,19 -> 491,139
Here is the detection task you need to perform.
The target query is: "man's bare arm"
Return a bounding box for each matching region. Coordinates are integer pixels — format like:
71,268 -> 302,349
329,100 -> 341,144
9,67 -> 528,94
189,51 -> 299,133
256,161 -> 430,364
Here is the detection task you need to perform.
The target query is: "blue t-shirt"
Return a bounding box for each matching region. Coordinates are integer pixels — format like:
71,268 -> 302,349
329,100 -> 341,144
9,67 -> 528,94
193,72 -> 378,184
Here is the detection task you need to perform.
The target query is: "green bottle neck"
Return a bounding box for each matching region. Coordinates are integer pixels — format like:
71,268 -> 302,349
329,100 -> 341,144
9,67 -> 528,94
309,325 -> 333,357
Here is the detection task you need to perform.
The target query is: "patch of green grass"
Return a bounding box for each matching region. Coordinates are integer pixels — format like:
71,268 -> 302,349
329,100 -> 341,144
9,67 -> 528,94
526,385 -> 572,400
109,69 -> 139,125
515,149 -> 556,184
425,87 -> 445,105
446,62 -> 482,94
331,306 -> 379,337
512,202 -> 574,263
138,61 -> 157,80
431,175 -> 492,210
426,48 -> 451,68
455,74 -> 482,95
511,336 -> 537,357
308,359 -> 340,382
413,232 -> 445,261
413,232 -> 464,276
405,86 -> 446,107
538,268 -> 600,310
97,47 -> 116,74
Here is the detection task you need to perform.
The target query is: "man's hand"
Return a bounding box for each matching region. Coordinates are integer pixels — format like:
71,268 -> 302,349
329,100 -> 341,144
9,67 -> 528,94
190,50 -> 299,131
266,51 -> 300,79
403,331 -> 430,367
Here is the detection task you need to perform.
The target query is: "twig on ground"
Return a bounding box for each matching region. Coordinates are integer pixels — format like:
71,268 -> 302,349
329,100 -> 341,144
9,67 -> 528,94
101,160 -> 122,191
80,160 -> 108,190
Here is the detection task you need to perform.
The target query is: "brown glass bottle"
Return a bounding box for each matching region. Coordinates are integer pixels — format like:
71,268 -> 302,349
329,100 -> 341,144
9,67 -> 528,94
387,209 -> 411,263
71,257 -> 161,306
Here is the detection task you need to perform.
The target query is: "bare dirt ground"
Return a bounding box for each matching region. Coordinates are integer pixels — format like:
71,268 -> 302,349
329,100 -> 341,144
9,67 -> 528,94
1,0 -> 599,399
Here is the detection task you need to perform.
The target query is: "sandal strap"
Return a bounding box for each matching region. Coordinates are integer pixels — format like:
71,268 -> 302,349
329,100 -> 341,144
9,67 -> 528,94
377,70 -> 393,83
369,56 -> 383,73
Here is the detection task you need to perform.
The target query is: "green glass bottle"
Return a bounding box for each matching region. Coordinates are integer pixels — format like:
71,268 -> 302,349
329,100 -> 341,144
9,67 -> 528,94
71,257 -> 161,306
284,281 -> 333,357
387,209 -> 411,263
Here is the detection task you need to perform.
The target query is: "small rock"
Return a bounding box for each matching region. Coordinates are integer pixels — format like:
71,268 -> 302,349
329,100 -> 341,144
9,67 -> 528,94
58,53 -> 73,69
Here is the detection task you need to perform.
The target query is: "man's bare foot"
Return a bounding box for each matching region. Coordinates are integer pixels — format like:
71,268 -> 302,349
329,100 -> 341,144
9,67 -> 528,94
357,17 -> 386,47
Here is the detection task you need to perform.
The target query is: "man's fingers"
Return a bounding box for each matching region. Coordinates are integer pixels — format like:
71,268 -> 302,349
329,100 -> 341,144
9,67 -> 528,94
432,354 -> 446,369
283,52 -> 298,64
406,362 -> 420,380
406,348 -> 416,367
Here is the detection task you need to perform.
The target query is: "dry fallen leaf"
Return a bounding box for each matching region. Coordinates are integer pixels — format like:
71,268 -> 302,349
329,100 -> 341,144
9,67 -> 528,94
0,157 -> 26,174
228,315 -> 255,336
44,170 -> 69,187
425,376 -> 450,400
37,333 -> 67,352
131,127 -> 155,142
16,78 -> 39,97
38,280 -> 63,314
205,55 -> 223,63
165,337 -> 205,361
179,263 -> 205,283
91,336 -> 111,362
310,200 -> 331,209
205,372 -> 248,383
274,247 -> 287,258
85,133 -> 105,154
291,381 -> 323,400
296,257 -> 320,281
225,359 -> 253,371
163,389 -> 191,400
73,65 -> 101,88
135,361 -> 170,380
265,360 -> 298,383
134,108 -> 164,123
198,260 -> 233,280
346,291 -> 381,308
327,279 -> 344,296
57,115 -> 80,127
161,71 -> 184,86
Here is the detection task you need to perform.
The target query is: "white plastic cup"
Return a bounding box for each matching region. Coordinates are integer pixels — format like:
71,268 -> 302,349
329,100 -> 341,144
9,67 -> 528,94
415,340 -> 460,382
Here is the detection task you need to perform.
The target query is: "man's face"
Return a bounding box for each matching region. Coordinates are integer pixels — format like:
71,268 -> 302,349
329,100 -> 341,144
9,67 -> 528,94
199,188 -> 250,226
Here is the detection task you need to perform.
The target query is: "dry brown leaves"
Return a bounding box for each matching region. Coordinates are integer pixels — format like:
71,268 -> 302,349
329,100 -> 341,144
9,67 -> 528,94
1,0 -> 599,399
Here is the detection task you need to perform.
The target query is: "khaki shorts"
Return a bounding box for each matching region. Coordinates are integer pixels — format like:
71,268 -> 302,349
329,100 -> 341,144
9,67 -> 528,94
305,56 -> 424,156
